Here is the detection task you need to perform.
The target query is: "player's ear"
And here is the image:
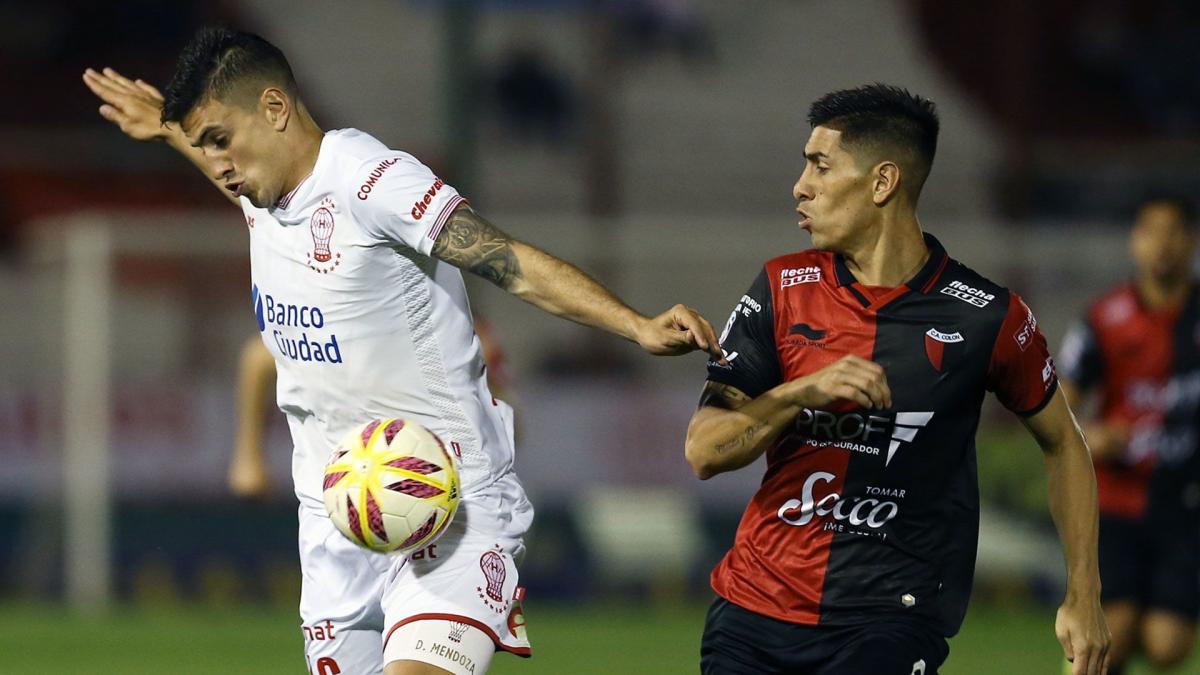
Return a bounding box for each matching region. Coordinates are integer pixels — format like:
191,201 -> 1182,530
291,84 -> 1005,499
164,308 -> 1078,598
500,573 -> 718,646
871,161 -> 901,206
261,87 -> 291,131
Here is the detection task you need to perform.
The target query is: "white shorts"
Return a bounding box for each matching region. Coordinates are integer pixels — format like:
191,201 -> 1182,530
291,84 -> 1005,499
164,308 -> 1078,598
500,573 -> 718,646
298,472 -> 534,674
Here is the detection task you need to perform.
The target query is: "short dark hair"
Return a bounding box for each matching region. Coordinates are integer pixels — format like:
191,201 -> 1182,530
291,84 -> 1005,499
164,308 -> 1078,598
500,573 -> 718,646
807,84 -> 940,198
1136,192 -> 1197,230
162,27 -> 298,124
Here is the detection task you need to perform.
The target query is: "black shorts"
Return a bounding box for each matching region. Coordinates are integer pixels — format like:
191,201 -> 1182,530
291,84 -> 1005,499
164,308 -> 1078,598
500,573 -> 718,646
1099,514 -> 1200,619
700,597 -> 949,675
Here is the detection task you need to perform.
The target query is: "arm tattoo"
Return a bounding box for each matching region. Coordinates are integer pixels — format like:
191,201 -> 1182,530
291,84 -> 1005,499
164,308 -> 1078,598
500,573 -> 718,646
431,205 -> 522,288
714,421 -> 768,455
698,381 -> 753,410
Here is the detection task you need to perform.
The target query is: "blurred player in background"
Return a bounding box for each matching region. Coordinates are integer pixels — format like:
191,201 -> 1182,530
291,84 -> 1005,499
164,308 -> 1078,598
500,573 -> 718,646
230,318 -> 513,499
685,84 -> 1110,675
1059,196 -> 1200,675
83,27 -> 721,675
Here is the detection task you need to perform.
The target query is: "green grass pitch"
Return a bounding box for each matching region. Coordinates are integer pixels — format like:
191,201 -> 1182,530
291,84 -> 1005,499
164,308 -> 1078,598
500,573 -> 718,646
1,601 -> 1197,673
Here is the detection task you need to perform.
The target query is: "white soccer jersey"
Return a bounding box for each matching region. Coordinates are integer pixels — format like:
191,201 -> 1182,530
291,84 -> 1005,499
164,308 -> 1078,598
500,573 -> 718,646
244,128 -> 518,509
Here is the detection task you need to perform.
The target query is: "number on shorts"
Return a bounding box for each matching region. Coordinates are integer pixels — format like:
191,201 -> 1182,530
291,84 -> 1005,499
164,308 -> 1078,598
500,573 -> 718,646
911,658 -> 926,675
313,656 -> 341,675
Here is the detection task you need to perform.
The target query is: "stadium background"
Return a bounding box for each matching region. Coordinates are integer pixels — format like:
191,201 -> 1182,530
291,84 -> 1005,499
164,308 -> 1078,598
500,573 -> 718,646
2,0 -> 1199,672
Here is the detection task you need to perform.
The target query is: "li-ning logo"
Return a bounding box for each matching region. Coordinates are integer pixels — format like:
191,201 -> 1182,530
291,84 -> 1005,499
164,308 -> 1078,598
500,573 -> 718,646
781,266 -> 821,288
477,548 -> 509,614
307,197 -> 342,274
940,280 -> 994,308
356,157 -> 400,200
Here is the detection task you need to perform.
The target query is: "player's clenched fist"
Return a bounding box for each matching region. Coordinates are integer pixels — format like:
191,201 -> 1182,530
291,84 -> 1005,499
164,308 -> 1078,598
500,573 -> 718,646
82,67 -> 167,142
792,354 -> 892,410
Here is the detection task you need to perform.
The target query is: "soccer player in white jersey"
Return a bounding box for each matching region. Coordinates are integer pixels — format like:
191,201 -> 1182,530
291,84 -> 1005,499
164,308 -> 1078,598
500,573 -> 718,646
83,27 -> 721,675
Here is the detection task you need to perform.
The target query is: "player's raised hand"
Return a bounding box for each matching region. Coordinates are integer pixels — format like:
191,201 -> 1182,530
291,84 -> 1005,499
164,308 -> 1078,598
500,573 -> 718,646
792,354 -> 892,410
635,304 -> 725,361
1056,594 -> 1110,675
82,67 -> 168,142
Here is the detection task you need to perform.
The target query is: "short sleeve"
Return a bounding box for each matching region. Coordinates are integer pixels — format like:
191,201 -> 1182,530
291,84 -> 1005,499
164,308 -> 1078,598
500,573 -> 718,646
705,268 -> 782,399
1056,317 -> 1103,391
348,154 -> 467,255
987,292 -> 1058,416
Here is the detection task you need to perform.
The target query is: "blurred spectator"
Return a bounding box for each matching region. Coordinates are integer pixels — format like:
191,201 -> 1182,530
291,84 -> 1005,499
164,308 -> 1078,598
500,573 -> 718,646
1121,2 -> 1200,133
612,0 -> 714,64
492,45 -> 577,143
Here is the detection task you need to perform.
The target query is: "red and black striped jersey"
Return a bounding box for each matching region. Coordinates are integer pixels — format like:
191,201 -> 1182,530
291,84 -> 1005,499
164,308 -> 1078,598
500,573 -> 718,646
1058,283 -> 1200,520
704,234 -> 1056,637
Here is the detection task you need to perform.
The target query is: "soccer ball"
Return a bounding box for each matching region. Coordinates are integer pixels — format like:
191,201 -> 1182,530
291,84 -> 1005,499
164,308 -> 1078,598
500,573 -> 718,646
322,418 -> 461,554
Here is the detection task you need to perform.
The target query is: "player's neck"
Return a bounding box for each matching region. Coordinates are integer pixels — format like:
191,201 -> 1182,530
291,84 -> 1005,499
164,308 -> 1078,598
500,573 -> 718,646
279,111 -> 325,199
842,217 -> 928,288
1136,275 -> 1192,310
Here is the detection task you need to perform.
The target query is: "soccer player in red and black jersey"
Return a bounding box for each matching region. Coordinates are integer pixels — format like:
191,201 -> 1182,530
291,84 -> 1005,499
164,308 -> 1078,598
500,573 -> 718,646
1058,196 -> 1200,675
685,85 -> 1110,675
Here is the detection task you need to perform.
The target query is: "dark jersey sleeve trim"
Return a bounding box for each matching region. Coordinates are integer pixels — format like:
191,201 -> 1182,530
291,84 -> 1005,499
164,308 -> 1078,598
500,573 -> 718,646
705,267 -> 783,399
703,369 -> 766,403
1014,378 -> 1059,418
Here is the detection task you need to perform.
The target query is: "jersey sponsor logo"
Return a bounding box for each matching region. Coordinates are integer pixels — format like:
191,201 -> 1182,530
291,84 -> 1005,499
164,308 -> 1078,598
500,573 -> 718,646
780,266 -> 821,288
924,328 -> 962,372
1013,307 -> 1037,351
715,294 -> 764,366
253,286 -> 344,364
940,280 -> 995,308
307,197 -> 343,274
411,178 -> 447,221
356,157 -> 401,200
888,412 -> 934,466
301,620 -> 337,641
776,471 -> 901,533
410,544 -> 440,561
253,284 -> 266,331
793,409 -> 934,466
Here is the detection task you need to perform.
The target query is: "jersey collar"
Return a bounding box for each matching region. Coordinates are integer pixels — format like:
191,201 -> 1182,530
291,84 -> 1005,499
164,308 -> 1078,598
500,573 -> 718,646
833,233 -> 950,309
272,131 -> 336,214
832,232 -> 949,294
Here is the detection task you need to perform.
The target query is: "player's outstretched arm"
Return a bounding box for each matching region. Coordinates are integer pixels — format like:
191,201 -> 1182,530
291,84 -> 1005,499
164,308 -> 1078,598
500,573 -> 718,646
1058,378 -> 1127,464
432,204 -> 722,359
1021,389 -> 1111,675
229,337 -> 278,499
82,67 -> 239,206
685,355 -> 892,479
